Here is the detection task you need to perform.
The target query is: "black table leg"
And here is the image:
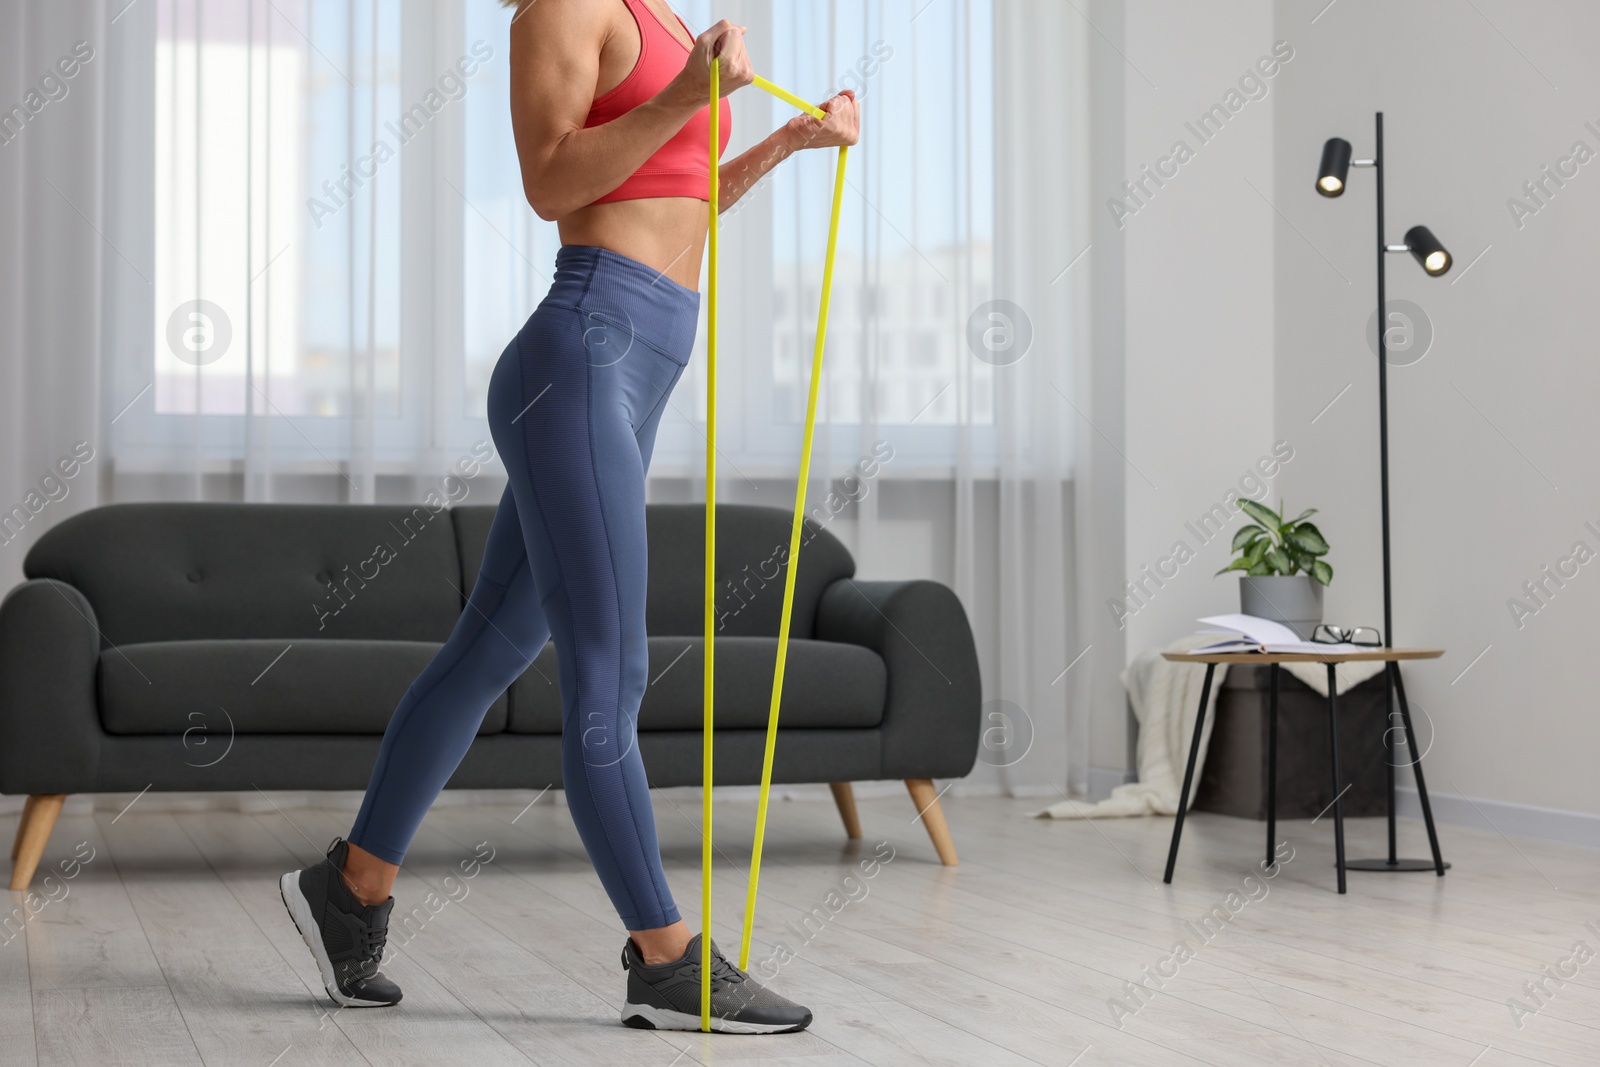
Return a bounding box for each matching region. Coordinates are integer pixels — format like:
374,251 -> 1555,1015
1164,662 -> 1215,884
1266,663 -> 1279,868
1326,663 -> 1347,894
1391,664 -> 1447,875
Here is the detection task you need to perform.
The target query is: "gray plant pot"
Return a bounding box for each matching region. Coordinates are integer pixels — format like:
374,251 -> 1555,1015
1239,575 -> 1324,639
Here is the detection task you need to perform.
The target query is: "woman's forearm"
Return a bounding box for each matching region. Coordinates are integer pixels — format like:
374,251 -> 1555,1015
718,126 -> 802,213
718,99 -> 853,213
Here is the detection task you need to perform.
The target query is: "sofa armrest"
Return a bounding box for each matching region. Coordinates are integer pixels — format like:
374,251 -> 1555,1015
815,579 -> 981,780
0,579 -> 104,795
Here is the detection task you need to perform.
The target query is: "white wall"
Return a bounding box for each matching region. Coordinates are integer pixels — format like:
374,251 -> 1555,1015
1092,0 -> 1600,825
1273,0 -> 1600,817
1082,0 -> 1131,779
1086,0 -> 1282,778
1121,0 -> 1282,652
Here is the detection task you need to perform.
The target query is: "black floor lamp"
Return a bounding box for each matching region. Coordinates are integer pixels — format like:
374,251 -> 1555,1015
1315,112 -> 1450,874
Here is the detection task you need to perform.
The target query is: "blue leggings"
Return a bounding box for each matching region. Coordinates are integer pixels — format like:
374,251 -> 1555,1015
349,244 -> 696,931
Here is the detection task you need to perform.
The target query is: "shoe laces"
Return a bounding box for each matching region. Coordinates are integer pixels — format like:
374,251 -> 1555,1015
687,948 -> 746,992
354,916 -> 388,962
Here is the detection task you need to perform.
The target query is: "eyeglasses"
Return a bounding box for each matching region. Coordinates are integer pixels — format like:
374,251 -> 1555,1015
1311,624 -> 1382,647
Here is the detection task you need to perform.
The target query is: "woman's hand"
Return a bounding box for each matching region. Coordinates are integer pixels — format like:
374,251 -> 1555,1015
783,90 -> 860,151
664,20 -> 754,110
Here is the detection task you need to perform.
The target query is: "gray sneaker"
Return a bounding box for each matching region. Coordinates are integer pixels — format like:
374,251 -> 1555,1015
620,933 -> 812,1034
279,837 -> 403,1008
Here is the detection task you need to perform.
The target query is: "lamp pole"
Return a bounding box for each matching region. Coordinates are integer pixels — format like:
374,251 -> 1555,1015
1374,112 -> 1399,866
1318,112 -> 1450,874
1374,112 -> 1394,653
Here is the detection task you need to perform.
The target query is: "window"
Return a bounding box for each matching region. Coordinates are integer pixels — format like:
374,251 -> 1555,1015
153,0 -> 402,421
128,0 -> 997,477
758,0 -> 996,458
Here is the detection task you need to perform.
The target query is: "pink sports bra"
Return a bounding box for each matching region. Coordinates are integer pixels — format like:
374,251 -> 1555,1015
583,0 -> 732,205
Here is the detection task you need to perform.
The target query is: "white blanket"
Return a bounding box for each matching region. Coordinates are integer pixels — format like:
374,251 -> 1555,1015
1035,634 -> 1385,819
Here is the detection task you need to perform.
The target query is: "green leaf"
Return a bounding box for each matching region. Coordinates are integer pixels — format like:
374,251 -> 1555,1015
1231,525 -> 1266,552
1215,558 -> 1252,576
1246,561 -> 1273,576
1265,546 -> 1291,574
1238,499 -> 1281,529
1311,559 -> 1333,585
1244,538 -> 1270,566
1285,524 -> 1329,555
1290,508 -> 1318,524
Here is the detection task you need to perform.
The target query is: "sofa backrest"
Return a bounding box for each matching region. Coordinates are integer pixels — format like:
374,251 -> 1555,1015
25,500 -> 856,646
452,503 -> 855,639
25,503 -> 464,644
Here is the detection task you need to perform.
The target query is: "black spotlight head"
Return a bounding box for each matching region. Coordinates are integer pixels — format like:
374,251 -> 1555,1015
1317,137 -> 1352,197
1405,225 -> 1451,276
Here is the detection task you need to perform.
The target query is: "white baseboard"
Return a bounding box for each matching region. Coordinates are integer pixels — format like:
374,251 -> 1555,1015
0,778 -> 1074,817
1396,786 -> 1600,850
0,789 -> 564,817
11,781 -> 1589,850
653,781 -> 1018,803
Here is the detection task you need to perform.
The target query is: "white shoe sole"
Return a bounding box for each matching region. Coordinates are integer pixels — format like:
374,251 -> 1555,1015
279,871 -> 395,1009
620,1001 -> 806,1034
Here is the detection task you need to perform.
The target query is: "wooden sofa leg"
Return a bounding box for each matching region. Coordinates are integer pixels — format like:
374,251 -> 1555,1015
12,795 -> 38,860
11,794 -> 67,890
904,779 -> 958,866
829,782 -> 863,840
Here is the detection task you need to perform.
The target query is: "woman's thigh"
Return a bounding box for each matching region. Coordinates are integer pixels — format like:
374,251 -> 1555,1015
488,305 -> 684,727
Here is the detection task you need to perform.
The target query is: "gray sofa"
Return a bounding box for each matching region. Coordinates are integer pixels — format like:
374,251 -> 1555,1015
1,502 -> 981,888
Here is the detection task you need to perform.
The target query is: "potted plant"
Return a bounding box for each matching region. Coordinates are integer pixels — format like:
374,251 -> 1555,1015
1216,501 -> 1332,638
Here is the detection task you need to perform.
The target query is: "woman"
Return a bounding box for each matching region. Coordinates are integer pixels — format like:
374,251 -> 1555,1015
278,0 -> 858,1036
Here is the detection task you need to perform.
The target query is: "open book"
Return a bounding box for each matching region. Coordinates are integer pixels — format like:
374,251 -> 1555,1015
1188,614 -> 1362,654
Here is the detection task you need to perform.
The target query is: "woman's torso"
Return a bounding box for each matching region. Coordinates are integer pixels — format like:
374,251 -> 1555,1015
555,0 -> 729,291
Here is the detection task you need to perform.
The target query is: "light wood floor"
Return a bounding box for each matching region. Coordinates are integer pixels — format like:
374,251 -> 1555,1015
3,791 -> 1598,1066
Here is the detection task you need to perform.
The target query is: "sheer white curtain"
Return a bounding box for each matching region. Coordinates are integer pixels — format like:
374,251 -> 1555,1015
0,0 -> 504,581
101,0 -> 490,504
0,0 -> 1088,795
1,0 -> 114,588
989,0 -> 1091,797
671,0 -> 1086,796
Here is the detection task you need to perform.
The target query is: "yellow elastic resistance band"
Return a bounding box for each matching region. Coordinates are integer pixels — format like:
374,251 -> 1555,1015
752,74 -> 828,122
702,58 -> 848,1031
700,55 -> 720,1035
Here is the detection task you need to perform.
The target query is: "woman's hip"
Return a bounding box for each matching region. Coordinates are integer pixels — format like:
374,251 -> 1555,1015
488,245 -> 698,437
531,244 -> 699,363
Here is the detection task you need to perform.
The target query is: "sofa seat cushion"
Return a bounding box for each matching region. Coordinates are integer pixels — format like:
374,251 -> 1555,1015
507,636 -> 886,734
99,639 -> 507,735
